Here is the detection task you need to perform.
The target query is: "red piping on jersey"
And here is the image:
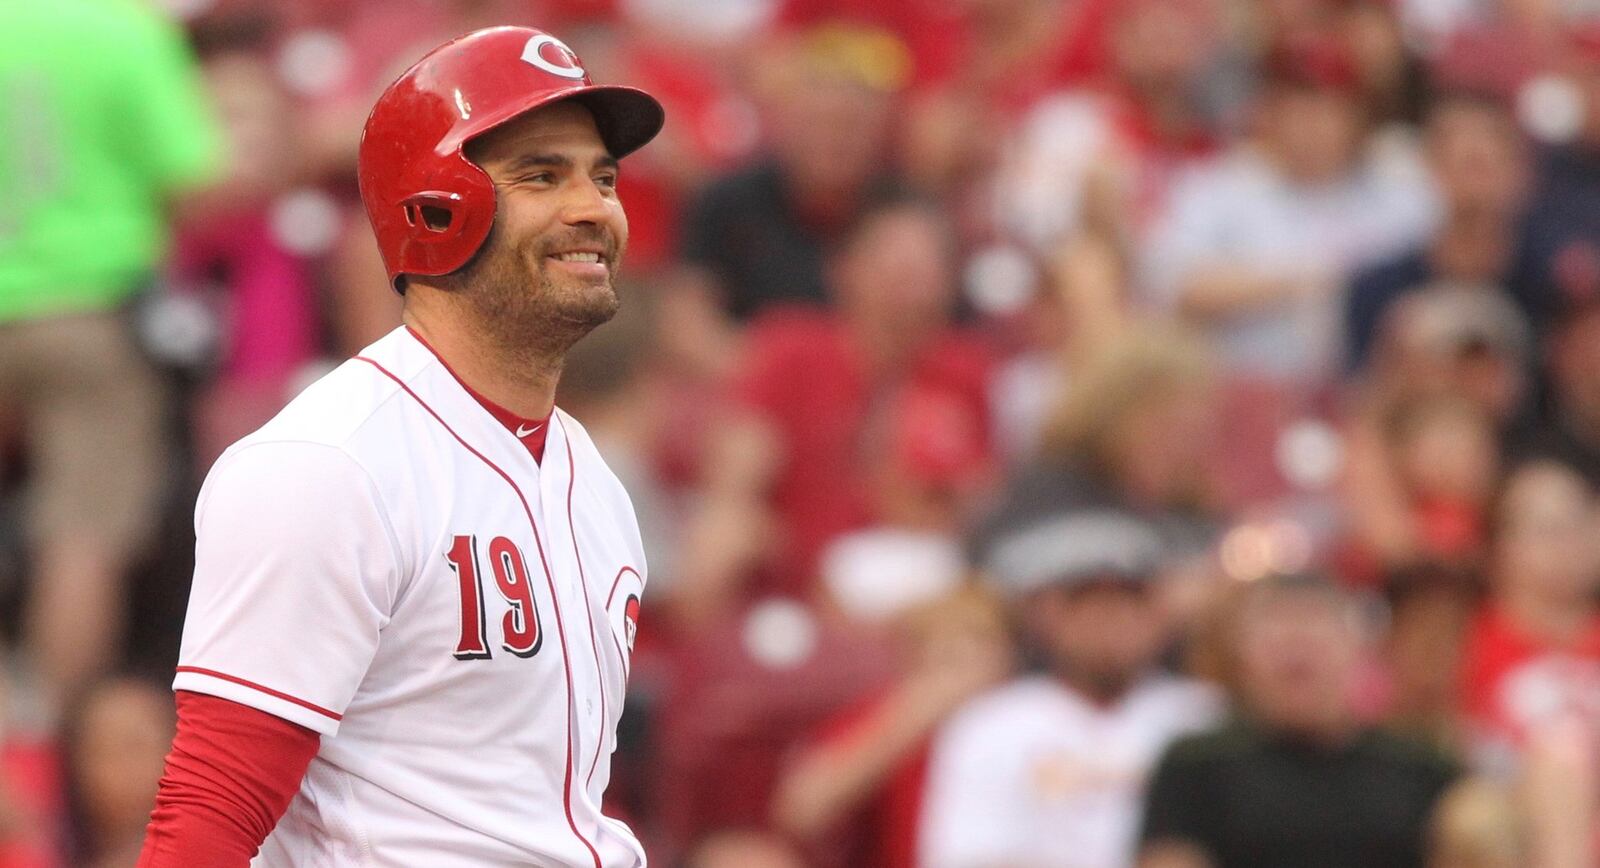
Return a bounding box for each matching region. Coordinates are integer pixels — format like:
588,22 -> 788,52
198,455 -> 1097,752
173,666 -> 343,721
403,326 -> 551,463
606,567 -> 642,610
353,355 -> 605,868
557,415 -> 610,791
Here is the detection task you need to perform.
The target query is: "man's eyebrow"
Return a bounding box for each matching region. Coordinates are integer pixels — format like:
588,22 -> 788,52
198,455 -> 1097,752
502,153 -> 621,174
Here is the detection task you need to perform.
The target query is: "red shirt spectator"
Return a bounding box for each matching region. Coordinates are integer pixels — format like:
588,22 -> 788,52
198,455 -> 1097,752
1459,460 -> 1600,774
735,307 -> 993,596
1460,603 -> 1600,760
795,692 -> 931,868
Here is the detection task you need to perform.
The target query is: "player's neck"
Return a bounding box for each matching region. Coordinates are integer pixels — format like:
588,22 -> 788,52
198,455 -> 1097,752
402,308 -> 561,421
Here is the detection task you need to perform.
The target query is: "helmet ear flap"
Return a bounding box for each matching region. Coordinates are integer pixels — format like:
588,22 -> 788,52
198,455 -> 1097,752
390,154 -> 497,283
400,191 -> 466,234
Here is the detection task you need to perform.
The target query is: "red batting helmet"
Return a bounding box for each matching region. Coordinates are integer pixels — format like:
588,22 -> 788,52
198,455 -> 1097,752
358,26 -> 664,291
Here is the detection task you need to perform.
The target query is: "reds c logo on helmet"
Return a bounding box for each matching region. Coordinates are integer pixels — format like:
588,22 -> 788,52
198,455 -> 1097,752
521,34 -> 586,80
357,26 -> 664,292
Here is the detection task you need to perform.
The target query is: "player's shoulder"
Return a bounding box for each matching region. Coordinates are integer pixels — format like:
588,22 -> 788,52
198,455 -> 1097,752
205,328 -> 437,507
232,328 -> 423,455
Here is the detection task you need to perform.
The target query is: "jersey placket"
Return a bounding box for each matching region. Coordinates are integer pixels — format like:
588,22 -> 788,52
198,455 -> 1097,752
531,417 -> 610,840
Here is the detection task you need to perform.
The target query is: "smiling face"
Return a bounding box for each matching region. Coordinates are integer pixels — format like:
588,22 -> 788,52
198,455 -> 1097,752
446,100 -> 630,354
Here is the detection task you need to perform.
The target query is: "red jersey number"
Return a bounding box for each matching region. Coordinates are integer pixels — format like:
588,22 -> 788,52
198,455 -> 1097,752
445,534 -> 542,660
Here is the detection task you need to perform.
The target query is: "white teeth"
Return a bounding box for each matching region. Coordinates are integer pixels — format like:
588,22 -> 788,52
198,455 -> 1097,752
553,252 -> 601,263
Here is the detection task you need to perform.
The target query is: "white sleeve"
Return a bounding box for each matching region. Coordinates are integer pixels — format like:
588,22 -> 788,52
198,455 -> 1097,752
917,708 -> 1029,868
173,441 -> 403,735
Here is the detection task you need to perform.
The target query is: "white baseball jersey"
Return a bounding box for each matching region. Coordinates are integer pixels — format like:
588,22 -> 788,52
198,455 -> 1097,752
917,674 -> 1221,868
172,326 -> 649,867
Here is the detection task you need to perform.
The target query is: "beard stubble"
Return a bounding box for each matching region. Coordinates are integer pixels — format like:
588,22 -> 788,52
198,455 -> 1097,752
454,222 -> 622,365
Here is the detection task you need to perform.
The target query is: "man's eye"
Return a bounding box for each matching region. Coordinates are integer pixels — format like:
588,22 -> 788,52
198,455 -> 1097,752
520,172 -> 554,184
596,174 -> 618,189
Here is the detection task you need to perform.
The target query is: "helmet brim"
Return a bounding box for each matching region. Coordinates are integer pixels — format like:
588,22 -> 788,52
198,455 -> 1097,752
565,85 -> 665,159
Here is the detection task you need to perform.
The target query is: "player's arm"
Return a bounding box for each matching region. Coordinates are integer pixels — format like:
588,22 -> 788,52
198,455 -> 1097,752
137,692 -> 319,867
140,440 -> 403,862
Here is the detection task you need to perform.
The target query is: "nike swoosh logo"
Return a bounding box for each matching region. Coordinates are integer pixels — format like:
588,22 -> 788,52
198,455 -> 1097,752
515,423 -> 542,438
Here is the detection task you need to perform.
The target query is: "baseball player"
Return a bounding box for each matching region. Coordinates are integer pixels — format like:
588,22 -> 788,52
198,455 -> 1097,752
137,27 -> 663,867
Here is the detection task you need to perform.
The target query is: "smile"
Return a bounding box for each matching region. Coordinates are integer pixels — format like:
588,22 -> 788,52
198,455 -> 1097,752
550,251 -> 603,263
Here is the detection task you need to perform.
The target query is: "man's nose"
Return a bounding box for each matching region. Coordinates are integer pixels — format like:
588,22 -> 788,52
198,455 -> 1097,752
560,177 -> 610,225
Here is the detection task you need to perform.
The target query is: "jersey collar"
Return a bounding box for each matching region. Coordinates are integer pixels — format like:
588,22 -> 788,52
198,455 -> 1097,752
402,325 -> 551,464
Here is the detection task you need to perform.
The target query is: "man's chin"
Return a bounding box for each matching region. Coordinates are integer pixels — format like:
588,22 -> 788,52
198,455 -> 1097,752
551,285 -> 620,332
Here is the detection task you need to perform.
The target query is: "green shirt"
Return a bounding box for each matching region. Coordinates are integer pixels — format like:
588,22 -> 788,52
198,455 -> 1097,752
0,0 -> 221,323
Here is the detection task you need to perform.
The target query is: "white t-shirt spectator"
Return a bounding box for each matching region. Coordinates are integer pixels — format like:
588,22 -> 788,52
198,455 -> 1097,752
1140,143 -> 1437,382
917,674 -> 1222,868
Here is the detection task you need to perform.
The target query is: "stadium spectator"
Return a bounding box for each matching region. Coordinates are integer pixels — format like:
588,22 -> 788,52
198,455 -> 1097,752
987,0 -> 1224,252
1344,93 -> 1532,372
0,0 -> 220,717
1141,40 -> 1436,385
1460,459 -> 1600,778
1139,574 -> 1461,868
773,585 -> 1011,868
674,23 -> 905,323
919,511 -> 1221,868
676,191 -> 992,623
1342,393 -> 1501,578
1340,286 -> 1532,584
976,325 -> 1222,593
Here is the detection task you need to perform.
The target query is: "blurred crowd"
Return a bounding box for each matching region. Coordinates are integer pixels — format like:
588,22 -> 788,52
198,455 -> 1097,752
6,0 -> 1600,865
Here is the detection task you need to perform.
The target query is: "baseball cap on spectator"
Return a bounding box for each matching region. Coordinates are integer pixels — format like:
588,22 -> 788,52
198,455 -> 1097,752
820,529 -> 966,621
1382,282 -> 1532,365
791,21 -> 913,94
980,510 -> 1165,598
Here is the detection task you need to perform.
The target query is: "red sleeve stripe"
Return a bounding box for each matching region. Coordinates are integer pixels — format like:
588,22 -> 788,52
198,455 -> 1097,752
175,666 -> 343,721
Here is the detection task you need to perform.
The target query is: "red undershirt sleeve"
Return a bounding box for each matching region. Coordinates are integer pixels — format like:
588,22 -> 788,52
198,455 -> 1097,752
137,690 -> 321,867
